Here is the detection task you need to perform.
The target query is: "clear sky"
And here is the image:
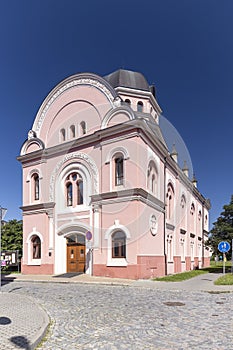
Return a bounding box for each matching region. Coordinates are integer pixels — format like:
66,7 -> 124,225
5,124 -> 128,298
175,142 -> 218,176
0,0 -> 232,228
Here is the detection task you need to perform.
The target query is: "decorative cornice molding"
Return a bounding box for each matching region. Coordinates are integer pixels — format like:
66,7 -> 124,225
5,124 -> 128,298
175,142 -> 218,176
91,188 -> 165,212
21,202 -> 55,215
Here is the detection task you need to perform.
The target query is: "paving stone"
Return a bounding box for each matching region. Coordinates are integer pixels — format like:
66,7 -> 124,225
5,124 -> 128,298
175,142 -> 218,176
1,282 -> 233,349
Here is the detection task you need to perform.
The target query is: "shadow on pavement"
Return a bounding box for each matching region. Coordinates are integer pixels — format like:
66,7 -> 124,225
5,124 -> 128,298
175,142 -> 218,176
0,316 -> 11,325
1,272 -> 16,286
10,336 -> 30,350
202,265 -> 231,274
53,272 -> 83,278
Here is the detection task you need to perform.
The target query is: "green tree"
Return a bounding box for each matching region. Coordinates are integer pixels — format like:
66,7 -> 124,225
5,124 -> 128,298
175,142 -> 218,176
206,196 -> 233,259
1,219 -> 23,257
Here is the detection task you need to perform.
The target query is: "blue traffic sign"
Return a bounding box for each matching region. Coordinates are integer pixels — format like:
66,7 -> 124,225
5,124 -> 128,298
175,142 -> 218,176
218,241 -> 230,253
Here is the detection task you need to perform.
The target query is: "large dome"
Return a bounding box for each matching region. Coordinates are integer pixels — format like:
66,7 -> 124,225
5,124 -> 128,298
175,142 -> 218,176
104,69 -> 150,91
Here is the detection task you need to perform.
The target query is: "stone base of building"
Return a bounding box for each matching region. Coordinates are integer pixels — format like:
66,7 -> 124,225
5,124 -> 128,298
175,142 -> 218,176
202,257 -> 210,267
21,264 -> 54,275
185,256 -> 191,271
173,256 -> 181,273
93,255 -> 165,280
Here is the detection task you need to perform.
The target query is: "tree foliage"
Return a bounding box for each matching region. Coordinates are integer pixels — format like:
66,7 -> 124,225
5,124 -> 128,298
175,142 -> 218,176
1,219 -> 23,257
206,196 -> 233,259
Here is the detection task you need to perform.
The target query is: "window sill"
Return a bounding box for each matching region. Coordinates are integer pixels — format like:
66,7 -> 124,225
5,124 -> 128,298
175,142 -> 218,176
28,259 -> 41,266
107,258 -> 127,267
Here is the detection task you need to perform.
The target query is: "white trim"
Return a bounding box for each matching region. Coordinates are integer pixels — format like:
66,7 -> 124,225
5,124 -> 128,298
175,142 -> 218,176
50,152 -> 99,202
101,106 -> 134,129
27,259 -> 41,266
26,229 -> 43,265
20,138 -> 44,156
105,146 -> 130,164
105,222 -> 130,267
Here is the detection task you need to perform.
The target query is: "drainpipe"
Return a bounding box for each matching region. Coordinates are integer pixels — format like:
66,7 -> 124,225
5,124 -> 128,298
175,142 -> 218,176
164,158 -> 167,275
201,201 -> 205,268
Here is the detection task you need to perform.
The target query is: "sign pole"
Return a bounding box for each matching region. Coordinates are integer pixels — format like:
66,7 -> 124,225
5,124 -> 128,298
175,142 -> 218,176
0,207 -> 7,292
218,241 -> 231,275
231,239 -> 233,274
223,253 -> 225,275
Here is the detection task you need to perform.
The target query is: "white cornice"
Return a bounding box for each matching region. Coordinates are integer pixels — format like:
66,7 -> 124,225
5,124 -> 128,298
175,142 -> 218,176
32,73 -> 118,136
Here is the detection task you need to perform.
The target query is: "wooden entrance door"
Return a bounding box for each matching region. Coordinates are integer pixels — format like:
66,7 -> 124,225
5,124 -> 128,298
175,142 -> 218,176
67,244 -> 85,273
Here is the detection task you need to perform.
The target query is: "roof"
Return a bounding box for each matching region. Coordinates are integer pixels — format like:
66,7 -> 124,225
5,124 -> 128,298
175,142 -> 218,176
104,69 -> 150,91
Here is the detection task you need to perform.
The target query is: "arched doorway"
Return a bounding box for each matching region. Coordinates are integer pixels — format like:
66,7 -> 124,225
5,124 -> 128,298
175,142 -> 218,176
66,234 -> 86,273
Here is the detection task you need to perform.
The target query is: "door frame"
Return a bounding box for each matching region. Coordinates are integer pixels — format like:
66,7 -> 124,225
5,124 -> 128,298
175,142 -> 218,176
66,233 -> 86,273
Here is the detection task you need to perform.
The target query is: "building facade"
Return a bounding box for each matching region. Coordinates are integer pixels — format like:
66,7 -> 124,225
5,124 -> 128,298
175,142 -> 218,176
18,69 -> 210,279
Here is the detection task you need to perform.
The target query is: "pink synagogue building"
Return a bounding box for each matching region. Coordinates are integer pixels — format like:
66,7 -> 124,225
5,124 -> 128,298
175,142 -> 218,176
18,69 -> 211,279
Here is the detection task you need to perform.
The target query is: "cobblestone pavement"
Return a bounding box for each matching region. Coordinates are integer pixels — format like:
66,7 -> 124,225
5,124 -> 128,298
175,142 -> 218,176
1,281 -> 233,350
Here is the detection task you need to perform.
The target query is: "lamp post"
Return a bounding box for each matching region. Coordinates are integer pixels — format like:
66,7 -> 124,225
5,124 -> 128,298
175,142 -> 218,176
0,206 -> 7,291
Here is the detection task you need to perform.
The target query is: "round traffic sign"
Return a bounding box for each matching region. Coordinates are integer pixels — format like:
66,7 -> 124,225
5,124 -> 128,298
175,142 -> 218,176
86,231 -> 92,241
218,241 -> 230,253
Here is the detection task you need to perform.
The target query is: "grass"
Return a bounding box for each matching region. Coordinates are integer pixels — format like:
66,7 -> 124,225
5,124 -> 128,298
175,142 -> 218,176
153,261 -> 233,283
154,269 -> 207,282
214,273 -> 233,285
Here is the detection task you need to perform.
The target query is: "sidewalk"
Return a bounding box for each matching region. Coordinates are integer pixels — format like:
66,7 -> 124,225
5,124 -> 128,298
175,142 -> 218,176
1,272 -> 233,349
0,290 -> 49,350
2,271 -> 233,291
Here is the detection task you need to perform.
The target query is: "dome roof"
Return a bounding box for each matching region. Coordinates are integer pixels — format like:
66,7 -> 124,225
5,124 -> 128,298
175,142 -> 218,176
104,69 -> 150,91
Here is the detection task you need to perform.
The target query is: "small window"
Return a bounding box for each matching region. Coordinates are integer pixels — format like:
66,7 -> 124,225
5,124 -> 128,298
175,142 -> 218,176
137,101 -> 143,112
60,128 -> 66,141
32,236 -> 41,259
147,160 -> 157,195
180,195 -> 186,209
80,121 -> 86,135
112,231 -> 126,258
198,210 -> 202,220
125,99 -> 131,106
166,183 -> 174,220
70,125 -> 75,138
190,203 -> 195,215
66,182 -> 73,206
33,173 -> 39,200
115,157 -> 124,186
77,180 -> 83,205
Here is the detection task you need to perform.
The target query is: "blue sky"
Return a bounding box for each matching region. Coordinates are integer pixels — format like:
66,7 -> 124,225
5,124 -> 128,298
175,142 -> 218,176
0,0 -> 232,227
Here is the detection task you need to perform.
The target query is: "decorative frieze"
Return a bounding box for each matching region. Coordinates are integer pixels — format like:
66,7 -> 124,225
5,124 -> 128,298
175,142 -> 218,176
34,78 -> 115,134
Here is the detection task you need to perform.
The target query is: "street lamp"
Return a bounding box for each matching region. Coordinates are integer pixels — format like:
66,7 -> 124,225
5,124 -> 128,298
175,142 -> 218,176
0,206 -> 7,291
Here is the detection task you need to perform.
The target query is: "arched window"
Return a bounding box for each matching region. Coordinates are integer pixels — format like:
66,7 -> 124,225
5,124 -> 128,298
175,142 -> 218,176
32,235 -> 41,259
32,173 -> 39,200
60,128 -> 66,142
180,195 -> 186,209
70,125 -> 75,138
190,203 -> 195,215
77,179 -> 83,205
65,173 -> 84,207
166,183 -> 174,220
80,121 -> 86,135
137,101 -> 143,112
112,231 -> 126,258
115,156 -> 124,186
66,182 -> 73,206
198,210 -> 202,221
147,160 -> 158,195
